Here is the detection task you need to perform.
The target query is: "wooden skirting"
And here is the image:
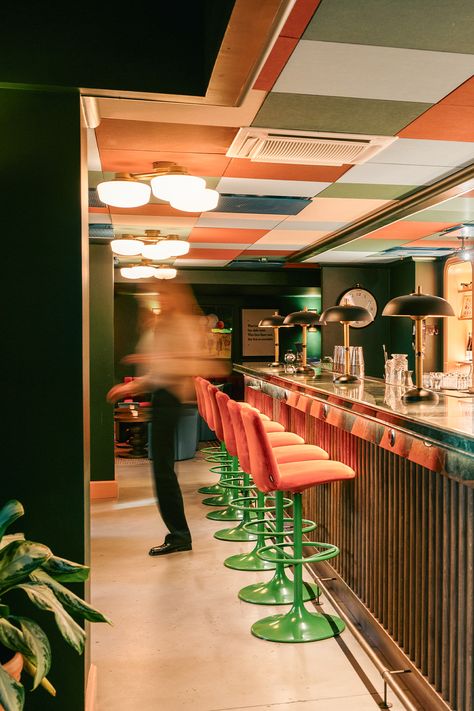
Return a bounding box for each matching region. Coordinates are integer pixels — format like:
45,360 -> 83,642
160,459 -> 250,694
85,664 -> 97,711
90,480 -> 118,500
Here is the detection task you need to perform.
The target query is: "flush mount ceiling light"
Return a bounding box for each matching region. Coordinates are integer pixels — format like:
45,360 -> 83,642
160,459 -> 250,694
110,234 -> 146,256
111,230 -> 190,259
120,264 -> 157,279
97,161 -> 219,211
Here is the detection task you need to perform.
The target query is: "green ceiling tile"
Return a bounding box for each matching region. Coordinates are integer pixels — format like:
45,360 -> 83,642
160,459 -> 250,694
334,239 -> 406,252
203,177 -> 220,189
317,183 -> 417,200
303,0 -> 474,54
405,210 -> 471,222
88,170 -> 113,188
252,94 -> 431,136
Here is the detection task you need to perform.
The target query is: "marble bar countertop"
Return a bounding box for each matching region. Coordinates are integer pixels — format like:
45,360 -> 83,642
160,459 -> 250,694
234,362 -> 474,458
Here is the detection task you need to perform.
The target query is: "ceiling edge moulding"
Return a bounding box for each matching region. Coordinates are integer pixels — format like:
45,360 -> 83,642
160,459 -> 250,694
80,0 -> 296,108
97,162 -> 219,212
292,162 -> 474,263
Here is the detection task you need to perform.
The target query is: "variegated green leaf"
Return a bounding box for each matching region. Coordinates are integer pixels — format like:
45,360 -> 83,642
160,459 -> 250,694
0,540 -> 51,589
0,618 -> 31,657
0,501 -> 24,541
31,570 -> 111,624
0,535 -> 25,552
0,662 -> 24,711
41,555 -> 90,583
14,582 -> 85,654
15,617 -> 51,691
22,658 -> 56,697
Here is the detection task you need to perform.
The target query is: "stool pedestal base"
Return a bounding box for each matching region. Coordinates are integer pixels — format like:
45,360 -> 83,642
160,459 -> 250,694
239,573 -> 318,605
224,550 -> 276,572
251,604 -> 345,643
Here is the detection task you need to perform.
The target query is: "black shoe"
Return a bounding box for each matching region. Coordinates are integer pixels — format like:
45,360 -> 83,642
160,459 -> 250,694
148,542 -> 192,557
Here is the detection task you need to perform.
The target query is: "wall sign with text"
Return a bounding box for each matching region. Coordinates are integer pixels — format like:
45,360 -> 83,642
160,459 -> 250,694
242,309 -> 276,356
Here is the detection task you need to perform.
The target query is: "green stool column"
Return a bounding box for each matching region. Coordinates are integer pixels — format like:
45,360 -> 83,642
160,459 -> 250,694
198,442 -> 230,494
206,456 -> 246,522
214,472 -> 257,542
224,491 -> 276,572
251,493 -> 345,642
238,491 -> 319,605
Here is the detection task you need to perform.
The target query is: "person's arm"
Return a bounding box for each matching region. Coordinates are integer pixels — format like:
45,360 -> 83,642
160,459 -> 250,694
106,376 -> 149,404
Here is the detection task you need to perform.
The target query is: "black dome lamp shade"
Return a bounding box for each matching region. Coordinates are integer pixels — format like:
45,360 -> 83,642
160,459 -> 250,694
318,303 -> 373,384
258,311 -> 288,368
382,286 -> 455,403
283,307 -> 319,373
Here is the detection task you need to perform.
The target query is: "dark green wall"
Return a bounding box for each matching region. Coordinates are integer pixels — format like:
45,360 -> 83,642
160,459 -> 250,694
321,266 -> 391,377
2,86 -> 87,710
90,244 -> 115,482
388,260 -> 416,371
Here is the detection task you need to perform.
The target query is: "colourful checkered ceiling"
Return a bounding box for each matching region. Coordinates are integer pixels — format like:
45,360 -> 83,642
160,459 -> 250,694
89,0 -> 474,271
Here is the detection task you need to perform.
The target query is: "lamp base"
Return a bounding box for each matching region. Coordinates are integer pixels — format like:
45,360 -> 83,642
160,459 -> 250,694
269,362 -> 281,368
402,387 -> 439,404
333,373 -> 359,384
295,365 -> 315,374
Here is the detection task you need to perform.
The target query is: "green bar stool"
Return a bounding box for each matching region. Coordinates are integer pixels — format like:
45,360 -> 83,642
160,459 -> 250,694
194,377 -> 230,496
242,406 -> 355,642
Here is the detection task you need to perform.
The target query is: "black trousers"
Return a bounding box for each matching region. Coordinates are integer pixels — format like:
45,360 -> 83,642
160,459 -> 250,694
151,389 -> 191,545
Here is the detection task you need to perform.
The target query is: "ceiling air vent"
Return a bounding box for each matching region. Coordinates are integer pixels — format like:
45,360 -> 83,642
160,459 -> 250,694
226,128 -> 397,166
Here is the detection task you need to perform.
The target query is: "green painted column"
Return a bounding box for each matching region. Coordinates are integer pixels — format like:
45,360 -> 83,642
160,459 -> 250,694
2,86 -> 89,710
90,244 -> 115,482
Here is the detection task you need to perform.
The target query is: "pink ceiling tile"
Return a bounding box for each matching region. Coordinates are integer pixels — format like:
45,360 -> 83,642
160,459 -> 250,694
224,158 -> 350,182
398,105 -> 474,141
186,248 -> 244,260
254,229 -> 329,245
100,149 -> 231,176
188,227 -> 267,244
289,197 -> 391,222
364,221 -> 457,240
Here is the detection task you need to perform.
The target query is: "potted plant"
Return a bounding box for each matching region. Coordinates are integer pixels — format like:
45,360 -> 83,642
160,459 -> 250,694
0,500 -> 110,711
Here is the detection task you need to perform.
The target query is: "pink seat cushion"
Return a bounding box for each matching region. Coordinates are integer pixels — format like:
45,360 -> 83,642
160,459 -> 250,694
262,421 -> 285,433
267,432 -> 304,446
273,444 -> 329,464
277,460 -> 355,493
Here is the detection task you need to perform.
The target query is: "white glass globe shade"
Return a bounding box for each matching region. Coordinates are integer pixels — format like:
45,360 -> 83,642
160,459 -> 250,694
133,265 -> 157,278
120,267 -> 142,279
164,238 -> 190,257
153,267 -> 177,280
97,179 -> 151,208
170,188 -> 219,213
111,239 -> 144,256
141,242 -> 174,260
150,174 -> 205,201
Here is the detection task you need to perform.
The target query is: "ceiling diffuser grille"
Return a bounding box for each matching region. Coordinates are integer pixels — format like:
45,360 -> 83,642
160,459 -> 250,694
227,128 -> 397,166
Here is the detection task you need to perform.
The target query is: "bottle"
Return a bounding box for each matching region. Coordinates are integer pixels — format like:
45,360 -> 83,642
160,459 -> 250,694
466,332 -> 472,362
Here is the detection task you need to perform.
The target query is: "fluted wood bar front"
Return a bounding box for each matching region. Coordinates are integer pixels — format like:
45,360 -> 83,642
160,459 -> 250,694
234,363 -> 474,711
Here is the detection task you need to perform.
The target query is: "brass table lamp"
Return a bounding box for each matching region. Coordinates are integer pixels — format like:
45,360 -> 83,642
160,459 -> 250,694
382,287 -> 454,403
258,311 -> 287,367
283,307 -> 319,373
319,303 -> 373,384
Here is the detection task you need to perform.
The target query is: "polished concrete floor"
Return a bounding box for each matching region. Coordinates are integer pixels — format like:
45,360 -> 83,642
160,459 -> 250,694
91,454 -> 404,711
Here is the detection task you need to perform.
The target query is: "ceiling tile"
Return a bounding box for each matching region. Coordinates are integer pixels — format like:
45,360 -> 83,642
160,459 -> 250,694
405,209 -> 472,223
398,105 -> 474,141
96,120 -> 238,153
215,194 -> 310,214
216,177 -> 331,197
89,212 -> 112,225
242,247 -> 293,256
110,213 -> 198,229
302,0 -> 474,54
253,93 -> 430,135
253,36 -> 299,91
368,137 -> 474,166
364,220 -> 458,240
403,239 -> 460,248
186,248 -> 244,260
174,259 -> 230,267
318,182 -> 415,200
427,197 -> 474,212
333,238 -> 408,252
281,0 -> 323,39
274,220 -> 346,231
441,76 -> 474,106
109,224 -> 192,238
339,163 -> 451,185
108,203 -> 200,217
99,149 -> 231,176
223,157 -> 350,182
272,41 -> 474,103
188,227 -> 267,244
305,250 -> 377,263
196,215 -> 285,229
288,197 -> 391,221
251,229 -> 329,246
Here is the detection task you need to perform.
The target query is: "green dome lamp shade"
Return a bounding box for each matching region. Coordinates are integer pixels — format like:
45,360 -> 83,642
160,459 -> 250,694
258,312 -> 287,368
382,286 -> 454,403
319,303 -> 373,384
282,307 -> 320,373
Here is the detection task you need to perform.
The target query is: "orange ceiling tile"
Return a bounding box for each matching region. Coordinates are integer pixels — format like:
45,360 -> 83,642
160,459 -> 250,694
100,149 -> 231,176
398,105 -> 474,142
281,0 -> 322,38
186,248 -> 243,260
96,120 -> 238,154
189,227 -> 268,244
365,221 -> 457,240
242,249 -> 293,256
253,37 -> 298,91
440,76 -> 474,107
108,204 -> 200,217
224,158 -> 350,182
462,189 -> 474,198
89,206 -> 109,214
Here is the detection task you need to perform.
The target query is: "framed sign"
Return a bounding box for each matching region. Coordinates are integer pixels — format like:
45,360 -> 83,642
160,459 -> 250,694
242,309 -> 276,357
460,292 -> 472,320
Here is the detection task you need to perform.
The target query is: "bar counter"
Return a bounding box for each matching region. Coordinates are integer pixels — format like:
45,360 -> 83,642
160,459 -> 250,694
234,363 -> 474,711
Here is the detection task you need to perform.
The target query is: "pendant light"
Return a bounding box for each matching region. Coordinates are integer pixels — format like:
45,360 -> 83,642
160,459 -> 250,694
110,235 -> 145,256
153,266 -> 177,280
97,173 -> 151,208
169,188 -> 219,213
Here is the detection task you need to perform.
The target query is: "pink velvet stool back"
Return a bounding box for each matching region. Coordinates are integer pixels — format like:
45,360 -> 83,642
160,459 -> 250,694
227,400 -> 252,474
207,383 -> 225,442
215,391 -> 238,457
241,406 -> 281,494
